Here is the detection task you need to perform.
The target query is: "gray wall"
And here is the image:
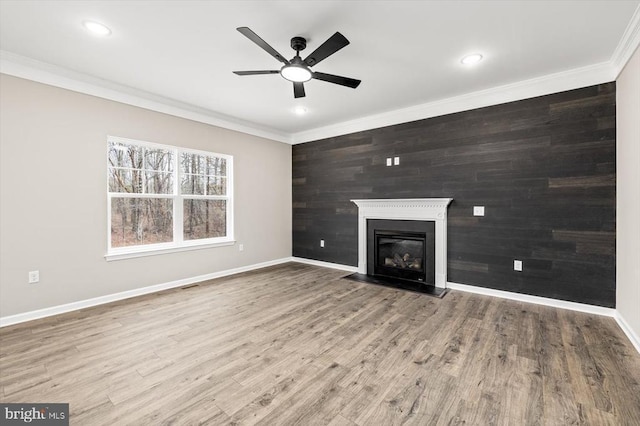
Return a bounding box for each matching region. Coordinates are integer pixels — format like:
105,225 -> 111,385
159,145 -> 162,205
0,74 -> 292,317
616,46 -> 640,345
293,83 -> 616,307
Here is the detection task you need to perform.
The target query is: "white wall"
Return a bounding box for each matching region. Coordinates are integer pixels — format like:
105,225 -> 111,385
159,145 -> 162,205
616,45 -> 640,348
0,74 -> 292,318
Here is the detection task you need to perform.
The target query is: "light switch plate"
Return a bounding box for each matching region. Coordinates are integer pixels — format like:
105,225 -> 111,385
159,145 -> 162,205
394,156 -> 400,165
473,206 -> 485,216
386,158 -> 392,166
514,260 -> 523,271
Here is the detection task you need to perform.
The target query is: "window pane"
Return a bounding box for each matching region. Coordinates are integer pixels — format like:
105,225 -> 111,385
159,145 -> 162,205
207,156 -> 227,176
145,148 -> 173,172
108,169 -> 144,193
205,176 -> 226,195
108,141 -> 143,169
111,198 -> 173,247
109,168 -> 129,192
180,152 -> 206,175
183,199 -> 226,240
145,171 -> 173,194
181,153 -> 226,176
181,174 -> 204,195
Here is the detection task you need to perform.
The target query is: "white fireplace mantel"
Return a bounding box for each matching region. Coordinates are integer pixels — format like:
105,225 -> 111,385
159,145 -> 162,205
351,198 -> 453,288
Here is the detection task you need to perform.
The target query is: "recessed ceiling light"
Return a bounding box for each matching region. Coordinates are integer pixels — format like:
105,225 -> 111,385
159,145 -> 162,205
461,53 -> 483,65
83,21 -> 111,37
293,106 -> 308,116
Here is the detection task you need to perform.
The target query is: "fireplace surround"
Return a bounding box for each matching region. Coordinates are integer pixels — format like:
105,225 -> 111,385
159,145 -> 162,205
351,198 -> 453,288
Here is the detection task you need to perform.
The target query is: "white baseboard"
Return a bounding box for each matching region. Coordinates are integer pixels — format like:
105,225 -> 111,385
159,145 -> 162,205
447,282 -> 639,355
286,262 -> 622,319
0,257 -> 291,328
446,281 -> 616,317
290,257 -> 358,273
3,258 -> 638,356
614,311 -> 640,354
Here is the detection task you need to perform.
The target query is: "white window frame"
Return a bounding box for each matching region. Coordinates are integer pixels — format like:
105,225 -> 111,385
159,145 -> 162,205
105,135 -> 234,261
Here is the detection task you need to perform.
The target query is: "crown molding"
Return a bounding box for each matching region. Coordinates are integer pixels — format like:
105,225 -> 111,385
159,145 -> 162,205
4,6 -> 640,149
290,61 -> 617,144
0,50 -> 292,144
611,3 -> 640,76
292,5 -> 640,144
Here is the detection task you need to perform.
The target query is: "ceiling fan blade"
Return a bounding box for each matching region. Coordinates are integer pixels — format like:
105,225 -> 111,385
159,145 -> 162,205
312,72 -> 361,89
303,32 -> 350,67
237,27 -> 290,65
233,70 -> 280,76
293,82 -> 306,98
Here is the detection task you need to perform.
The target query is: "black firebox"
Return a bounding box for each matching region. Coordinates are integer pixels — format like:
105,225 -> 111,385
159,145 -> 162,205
374,231 -> 426,282
367,219 -> 435,285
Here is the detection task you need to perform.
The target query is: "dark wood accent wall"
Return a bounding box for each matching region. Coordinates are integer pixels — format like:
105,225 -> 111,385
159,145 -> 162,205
292,83 -> 616,307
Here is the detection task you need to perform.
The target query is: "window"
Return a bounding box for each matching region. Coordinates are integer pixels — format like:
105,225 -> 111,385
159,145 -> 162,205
106,136 -> 233,259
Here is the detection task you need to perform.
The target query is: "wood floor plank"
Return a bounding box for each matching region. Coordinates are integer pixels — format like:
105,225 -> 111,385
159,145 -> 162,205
229,362 -> 324,425
1,263 -> 639,425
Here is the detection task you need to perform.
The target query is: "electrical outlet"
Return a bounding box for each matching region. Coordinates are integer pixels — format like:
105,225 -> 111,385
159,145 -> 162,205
238,244 -> 244,252
394,156 -> 400,165
320,239 -> 325,248
28,270 -> 39,284
473,206 -> 485,216
386,158 -> 392,166
514,260 -> 523,271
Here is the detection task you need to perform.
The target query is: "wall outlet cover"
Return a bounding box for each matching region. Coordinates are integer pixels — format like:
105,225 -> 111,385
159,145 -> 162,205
394,156 -> 400,165
473,206 -> 485,216
386,158 -> 392,166
514,260 -> 523,271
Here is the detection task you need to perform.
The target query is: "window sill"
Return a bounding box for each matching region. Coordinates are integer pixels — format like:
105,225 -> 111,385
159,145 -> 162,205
105,240 -> 236,262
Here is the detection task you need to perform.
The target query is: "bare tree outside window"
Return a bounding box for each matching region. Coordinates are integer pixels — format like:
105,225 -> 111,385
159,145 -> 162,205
108,141 -> 174,247
107,137 -> 232,255
110,198 -> 173,247
180,153 -> 227,241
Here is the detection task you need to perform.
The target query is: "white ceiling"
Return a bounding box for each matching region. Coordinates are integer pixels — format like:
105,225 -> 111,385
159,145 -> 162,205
1,1 -> 639,144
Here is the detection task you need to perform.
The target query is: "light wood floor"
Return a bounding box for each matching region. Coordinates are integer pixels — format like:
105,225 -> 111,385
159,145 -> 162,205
1,263 -> 639,425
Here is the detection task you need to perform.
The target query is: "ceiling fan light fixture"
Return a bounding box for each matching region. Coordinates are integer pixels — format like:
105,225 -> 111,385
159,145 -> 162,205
281,64 -> 312,83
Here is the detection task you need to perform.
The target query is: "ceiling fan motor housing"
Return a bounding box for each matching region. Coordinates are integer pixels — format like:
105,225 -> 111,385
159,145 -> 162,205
291,37 -> 307,52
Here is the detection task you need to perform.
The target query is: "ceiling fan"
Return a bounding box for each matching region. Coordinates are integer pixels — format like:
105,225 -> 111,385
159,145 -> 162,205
233,27 -> 361,98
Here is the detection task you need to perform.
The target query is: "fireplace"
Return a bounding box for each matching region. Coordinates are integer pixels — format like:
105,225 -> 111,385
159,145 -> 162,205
352,198 -> 452,288
367,219 -> 436,285
375,231 -> 425,281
